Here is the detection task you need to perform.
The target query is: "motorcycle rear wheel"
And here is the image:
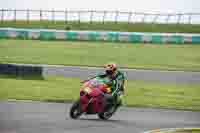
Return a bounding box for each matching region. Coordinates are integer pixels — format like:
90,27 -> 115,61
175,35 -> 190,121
98,105 -> 117,120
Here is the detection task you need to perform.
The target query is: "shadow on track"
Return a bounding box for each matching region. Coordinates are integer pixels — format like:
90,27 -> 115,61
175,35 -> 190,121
76,117 -> 136,126
79,118 -> 120,122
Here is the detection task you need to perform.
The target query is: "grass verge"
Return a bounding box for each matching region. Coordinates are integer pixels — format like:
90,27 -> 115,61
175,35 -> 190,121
173,130 -> 200,133
164,129 -> 200,133
148,129 -> 200,133
0,39 -> 200,71
1,21 -> 200,33
1,75 -> 200,111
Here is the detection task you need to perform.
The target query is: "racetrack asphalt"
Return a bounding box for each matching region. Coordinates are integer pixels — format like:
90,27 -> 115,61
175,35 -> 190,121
42,65 -> 200,84
0,101 -> 200,133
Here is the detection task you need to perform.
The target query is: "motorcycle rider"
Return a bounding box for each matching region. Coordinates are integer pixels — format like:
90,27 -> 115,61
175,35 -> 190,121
102,63 -> 126,109
83,63 -> 126,110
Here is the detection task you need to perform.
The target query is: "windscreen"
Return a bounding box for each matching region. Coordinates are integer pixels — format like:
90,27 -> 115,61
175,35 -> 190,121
86,77 -> 108,89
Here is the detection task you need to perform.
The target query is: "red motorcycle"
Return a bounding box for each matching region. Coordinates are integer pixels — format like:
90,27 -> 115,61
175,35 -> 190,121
69,77 -> 119,120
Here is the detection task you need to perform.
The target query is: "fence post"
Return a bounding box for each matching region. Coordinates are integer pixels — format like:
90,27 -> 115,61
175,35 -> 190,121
27,9 -> 29,24
188,14 -> 192,24
40,9 -> 42,22
14,9 -> 16,22
132,12 -> 136,23
142,13 -> 147,23
177,14 -> 182,24
152,14 -> 159,24
166,14 -> 171,24
90,10 -> 93,24
128,12 -> 132,24
65,9 -> 68,24
102,11 -> 106,24
52,9 -> 55,23
78,11 -> 81,24
1,9 -> 4,23
115,11 -> 119,24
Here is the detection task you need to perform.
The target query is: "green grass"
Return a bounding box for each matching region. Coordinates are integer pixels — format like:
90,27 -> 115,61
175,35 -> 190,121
1,21 -> 200,33
1,75 -> 200,111
172,129 -> 200,133
176,131 -> 200,133
1,39 -> 200,71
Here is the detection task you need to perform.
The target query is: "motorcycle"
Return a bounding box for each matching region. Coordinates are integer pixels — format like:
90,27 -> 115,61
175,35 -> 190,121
69,76 -> 119,120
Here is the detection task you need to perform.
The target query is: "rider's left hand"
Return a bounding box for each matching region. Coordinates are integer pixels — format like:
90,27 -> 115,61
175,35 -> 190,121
118,91 -> 124,96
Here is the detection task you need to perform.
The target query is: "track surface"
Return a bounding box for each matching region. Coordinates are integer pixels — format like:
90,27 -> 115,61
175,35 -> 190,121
43,65 -> 200,84
0,101 -> 200,133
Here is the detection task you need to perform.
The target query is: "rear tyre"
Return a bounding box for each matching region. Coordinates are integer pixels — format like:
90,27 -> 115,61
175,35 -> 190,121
69,99 -> 82,119
98,105 -> 117,120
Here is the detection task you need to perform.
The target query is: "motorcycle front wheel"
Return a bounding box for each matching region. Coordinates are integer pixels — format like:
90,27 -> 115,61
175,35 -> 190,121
69,99 -> 82,119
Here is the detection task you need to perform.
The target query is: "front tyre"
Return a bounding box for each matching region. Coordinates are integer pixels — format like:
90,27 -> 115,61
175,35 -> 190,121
69,99 -> 82,119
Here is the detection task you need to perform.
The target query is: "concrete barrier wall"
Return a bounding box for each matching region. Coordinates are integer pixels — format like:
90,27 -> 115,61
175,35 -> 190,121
0,28 -> 200,44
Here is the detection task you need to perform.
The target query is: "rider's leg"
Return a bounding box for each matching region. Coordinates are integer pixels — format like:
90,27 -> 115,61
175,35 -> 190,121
104,93 -> 114,110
